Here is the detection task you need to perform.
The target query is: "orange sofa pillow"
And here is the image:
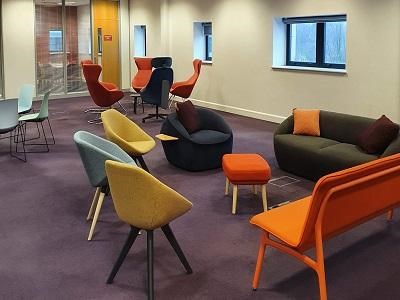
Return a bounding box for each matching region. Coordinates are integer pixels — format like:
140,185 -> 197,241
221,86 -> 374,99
293,108 -> 320,136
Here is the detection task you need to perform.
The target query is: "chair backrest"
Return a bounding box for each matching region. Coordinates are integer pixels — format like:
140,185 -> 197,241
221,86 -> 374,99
80,59 -> 93,66
105,160 -> 192,230
297,153 -> 400,251
132,57 -> 153,92
0,99 -> 18,132
82,64 -> 123,107
151,57 -> 172,68
170,59 -> 202,98
101,109 -> 154,152
37,90 -> 51,119
140,67 -> 173,106
18,84 -> 35,113
74,131 -> 135,188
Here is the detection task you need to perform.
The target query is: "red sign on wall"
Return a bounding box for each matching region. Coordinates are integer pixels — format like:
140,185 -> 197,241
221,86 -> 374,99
104,35 -> 112,41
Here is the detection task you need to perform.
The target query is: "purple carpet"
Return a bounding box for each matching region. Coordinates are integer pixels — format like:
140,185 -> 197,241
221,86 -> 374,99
0,96 -> 399,299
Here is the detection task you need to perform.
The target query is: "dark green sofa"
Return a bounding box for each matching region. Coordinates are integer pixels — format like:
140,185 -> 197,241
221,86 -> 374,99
274,111 -> 400,181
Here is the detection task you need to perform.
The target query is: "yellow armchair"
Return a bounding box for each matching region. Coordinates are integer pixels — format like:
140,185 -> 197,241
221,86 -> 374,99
101,109 -> 156,171
104,160 -> 193,299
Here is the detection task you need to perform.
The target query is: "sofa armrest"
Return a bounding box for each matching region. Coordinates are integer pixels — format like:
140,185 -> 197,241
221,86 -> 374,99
381,136 -> 400,157
274,115 -> 294,136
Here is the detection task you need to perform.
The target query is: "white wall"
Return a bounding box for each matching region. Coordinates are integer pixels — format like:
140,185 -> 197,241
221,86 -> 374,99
133,0 -> 400,123
2,0 -> 36,99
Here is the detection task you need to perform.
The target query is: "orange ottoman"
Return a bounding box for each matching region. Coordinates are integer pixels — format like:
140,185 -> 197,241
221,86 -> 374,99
222,154 -> 271,214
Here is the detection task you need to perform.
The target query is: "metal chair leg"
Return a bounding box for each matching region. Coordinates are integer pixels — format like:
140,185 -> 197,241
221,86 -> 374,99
147,230 -> 154,300
161,224 -> 193,274
107,226 -> 140,284
136,156 -> 150,173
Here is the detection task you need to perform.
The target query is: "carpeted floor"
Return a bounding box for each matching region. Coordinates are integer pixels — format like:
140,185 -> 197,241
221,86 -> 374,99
0,96 -> 399,300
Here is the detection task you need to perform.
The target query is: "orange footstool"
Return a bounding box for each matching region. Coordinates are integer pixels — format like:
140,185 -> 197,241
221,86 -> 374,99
222,154 -> 271,214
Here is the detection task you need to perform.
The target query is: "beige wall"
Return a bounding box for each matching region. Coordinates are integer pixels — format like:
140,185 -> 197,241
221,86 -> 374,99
2,0 -> 36,99
131,0 -> 400,122
129,0 -> 164,78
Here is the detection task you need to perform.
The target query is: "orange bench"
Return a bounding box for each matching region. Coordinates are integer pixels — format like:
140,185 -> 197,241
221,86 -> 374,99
250,153 -> 400,300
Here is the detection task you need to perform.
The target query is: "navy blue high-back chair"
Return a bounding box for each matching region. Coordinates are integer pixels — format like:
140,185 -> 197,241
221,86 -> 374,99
140,67 -> 173,123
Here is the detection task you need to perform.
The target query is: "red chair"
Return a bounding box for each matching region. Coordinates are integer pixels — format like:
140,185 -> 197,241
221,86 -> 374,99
169,59 -> 202,107
131,57 -> 153,114
82,64 -> 125,124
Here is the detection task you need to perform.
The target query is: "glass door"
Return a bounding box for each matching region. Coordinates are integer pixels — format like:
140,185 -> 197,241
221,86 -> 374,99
35,0 -> 91,95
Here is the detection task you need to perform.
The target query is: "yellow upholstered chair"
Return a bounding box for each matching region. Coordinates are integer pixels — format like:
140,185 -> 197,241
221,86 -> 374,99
104,160 -> 193,299
101,109 -> 156,172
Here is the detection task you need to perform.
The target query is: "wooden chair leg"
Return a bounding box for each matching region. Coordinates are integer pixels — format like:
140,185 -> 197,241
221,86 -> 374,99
232,185 -> 238,214
88,191 -> 105,241
253,185 -> 257,195
387,210 -> 394,221
253,232 -> 268,290
87,187 -> 100,220
107,226 -> 140,284
225,178 -> 230,195
261,184 -> 268,211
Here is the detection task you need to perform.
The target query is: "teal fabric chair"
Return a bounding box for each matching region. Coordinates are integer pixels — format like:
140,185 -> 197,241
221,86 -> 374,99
73,130 -> 137,240
18,84 -> 35,114
0,99 -> 26,161
18,90 -> 55,152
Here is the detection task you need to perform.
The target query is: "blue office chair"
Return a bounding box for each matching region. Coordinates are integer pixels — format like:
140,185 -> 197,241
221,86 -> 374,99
140,67 -> 173,123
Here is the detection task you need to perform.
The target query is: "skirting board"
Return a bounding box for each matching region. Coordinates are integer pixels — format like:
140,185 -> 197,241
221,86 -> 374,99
188,98 -> 286,124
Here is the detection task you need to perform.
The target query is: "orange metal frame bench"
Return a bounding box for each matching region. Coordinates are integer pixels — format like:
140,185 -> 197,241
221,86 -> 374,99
250,153 -> 400,300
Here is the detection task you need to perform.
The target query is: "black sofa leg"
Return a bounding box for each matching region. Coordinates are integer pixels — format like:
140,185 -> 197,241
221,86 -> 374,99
107,226 -> 140,284
161,224 -> 193,274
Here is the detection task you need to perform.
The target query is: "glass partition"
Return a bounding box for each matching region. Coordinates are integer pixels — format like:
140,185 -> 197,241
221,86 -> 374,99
35,0 -> 91,95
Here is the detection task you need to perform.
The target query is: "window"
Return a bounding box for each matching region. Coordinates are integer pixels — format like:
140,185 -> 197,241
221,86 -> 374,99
284,15 -> 346,69
49,30 -> 63,53
193,21 -> 212,62
134,25 -> 146,57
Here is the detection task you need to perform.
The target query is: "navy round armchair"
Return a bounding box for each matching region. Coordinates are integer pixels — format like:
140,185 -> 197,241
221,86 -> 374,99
160,108 -> 233,171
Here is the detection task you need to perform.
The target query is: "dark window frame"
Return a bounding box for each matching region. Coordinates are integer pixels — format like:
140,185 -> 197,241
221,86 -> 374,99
203,22 -> 212,61
285,15 -> 346,69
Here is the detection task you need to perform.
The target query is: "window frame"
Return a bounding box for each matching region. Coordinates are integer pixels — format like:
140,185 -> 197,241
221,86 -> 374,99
285,15 -> 346,70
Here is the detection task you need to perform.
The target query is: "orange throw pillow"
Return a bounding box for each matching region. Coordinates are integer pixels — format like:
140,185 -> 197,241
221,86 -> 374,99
293,108 -> 320,136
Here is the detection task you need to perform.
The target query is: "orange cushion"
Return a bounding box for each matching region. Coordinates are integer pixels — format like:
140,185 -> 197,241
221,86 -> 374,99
250,196 -> 311,247
222,154 -> 271,183
293,108 -> 320,136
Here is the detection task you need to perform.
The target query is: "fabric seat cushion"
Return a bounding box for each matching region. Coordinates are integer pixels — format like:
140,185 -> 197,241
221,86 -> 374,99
126,140 -> 156,156
190,130 -> 231,144
319,143 -> 378,169
250,196 -> 311,247
275,134 -> 339,153
222,154 -> 271,183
